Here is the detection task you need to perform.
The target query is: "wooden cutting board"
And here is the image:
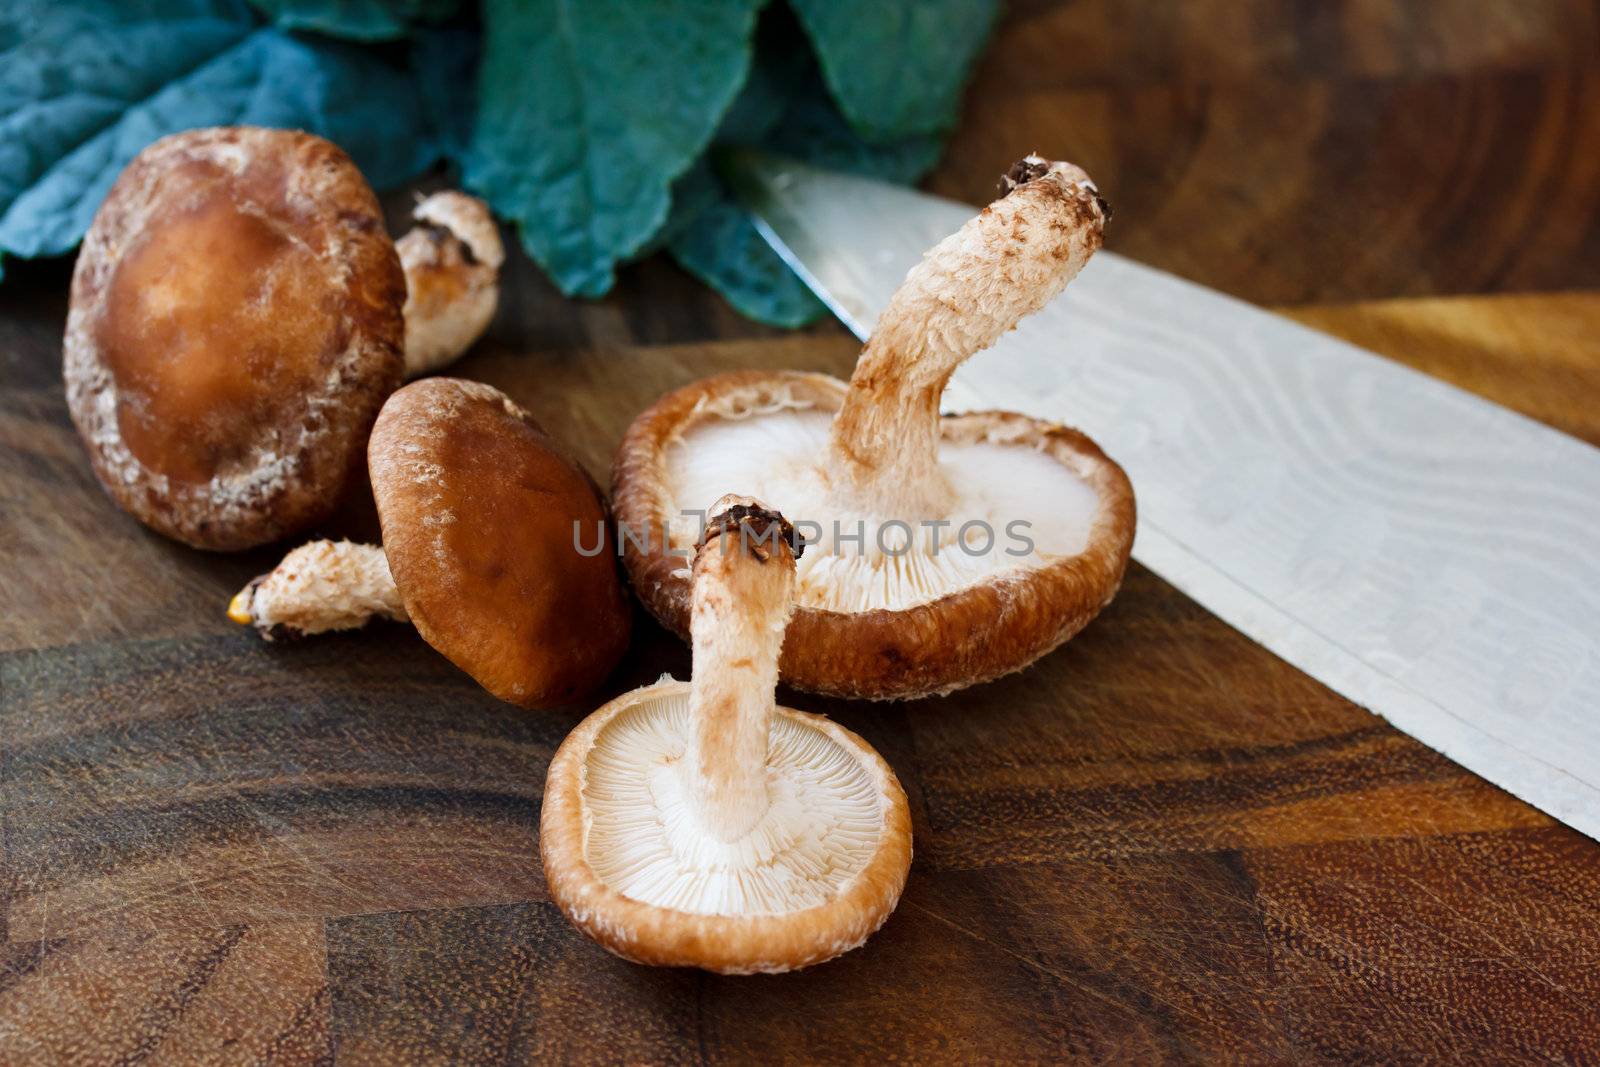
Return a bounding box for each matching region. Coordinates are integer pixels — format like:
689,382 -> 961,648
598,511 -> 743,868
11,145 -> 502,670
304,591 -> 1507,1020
4,3 -> 1599,1062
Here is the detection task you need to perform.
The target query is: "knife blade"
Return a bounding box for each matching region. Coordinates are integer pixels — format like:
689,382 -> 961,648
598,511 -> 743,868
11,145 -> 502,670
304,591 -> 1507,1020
725,150 -> 1600,840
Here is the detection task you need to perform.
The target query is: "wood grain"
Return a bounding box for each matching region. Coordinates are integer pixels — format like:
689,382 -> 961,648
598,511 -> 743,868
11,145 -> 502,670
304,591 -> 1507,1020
1281,290 -> 1600,446
4,1 -> 1600,1062
937,0 -> 1600,305
2,924 -> 331,1065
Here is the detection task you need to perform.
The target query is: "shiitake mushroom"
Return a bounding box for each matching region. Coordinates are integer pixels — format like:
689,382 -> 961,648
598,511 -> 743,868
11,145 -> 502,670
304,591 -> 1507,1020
613,156 -> 1135,700
65,126 -> 501,551
230,378 -> 631,710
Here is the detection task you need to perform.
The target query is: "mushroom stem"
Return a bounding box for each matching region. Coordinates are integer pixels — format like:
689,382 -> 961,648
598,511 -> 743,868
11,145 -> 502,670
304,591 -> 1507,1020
228,540 -> 406,638
397,192 -> 504,379
687,497 -> 801,842
825,156 -> 1108,514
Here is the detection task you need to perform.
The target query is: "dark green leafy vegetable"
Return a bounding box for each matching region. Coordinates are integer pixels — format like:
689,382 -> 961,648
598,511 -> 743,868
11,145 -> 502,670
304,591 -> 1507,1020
0,0 -> 996,324
764,79 -> 944,182
789,0 -> 998,140
466,0 -> 764,298
668,168 -> 826,328
412,25 -> 478,162
0,0 -> 453,278
248,0 -> 455,41
666,61 -> 944,327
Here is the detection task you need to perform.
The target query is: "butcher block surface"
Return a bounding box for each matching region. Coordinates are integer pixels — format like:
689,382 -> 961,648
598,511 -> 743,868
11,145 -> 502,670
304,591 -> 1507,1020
4,2 -> 1600,1062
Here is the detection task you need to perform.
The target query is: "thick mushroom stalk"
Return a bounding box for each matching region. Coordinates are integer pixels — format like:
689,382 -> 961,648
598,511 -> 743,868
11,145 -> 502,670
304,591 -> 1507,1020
686,497 -> 800,841
826,156 -> 1108,515
397,191 -> 504,378
229,540 -> 405,637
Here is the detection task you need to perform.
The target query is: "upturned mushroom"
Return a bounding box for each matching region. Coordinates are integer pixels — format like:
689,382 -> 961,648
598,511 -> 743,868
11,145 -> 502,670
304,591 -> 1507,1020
541,496 -> 912,973
65,126 -> 502,551
229,377 -> 631,709
613,156 -> 1135,700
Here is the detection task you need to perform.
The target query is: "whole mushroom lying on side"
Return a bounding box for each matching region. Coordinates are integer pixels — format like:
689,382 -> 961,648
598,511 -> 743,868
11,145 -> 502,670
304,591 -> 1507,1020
229,378 -> 631,709
541,496 -> 912,973
614,156 -> 1135,700
65,126 -> 503,551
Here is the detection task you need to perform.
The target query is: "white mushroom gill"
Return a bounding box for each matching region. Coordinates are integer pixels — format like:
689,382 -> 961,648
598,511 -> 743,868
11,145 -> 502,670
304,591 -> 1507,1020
581,690 -> 885,916
665,409 -> 1102,613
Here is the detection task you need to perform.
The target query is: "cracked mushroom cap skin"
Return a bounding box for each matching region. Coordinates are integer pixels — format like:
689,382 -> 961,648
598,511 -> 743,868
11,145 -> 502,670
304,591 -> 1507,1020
541,501 -> 913,974
64,127 -> 405,550
369,378 -> 631,708
612,158 -> 1136,700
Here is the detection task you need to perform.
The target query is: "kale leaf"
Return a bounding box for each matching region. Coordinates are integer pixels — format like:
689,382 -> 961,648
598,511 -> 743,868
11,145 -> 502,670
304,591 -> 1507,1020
248,0 -> 456,41
0,0 -> 996,326
0,0 -> 455,277
789,0 -> 998,140
663,32 -> 946,328
465,0 -> 764,298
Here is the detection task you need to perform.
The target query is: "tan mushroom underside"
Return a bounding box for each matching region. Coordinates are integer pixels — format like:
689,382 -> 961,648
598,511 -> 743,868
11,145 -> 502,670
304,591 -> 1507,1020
541,679 -> 913,974
614,371 -> 1136,700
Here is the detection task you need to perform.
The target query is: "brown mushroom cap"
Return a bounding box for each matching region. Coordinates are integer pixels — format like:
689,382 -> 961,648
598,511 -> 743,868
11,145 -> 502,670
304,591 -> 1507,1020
614,372 -> 1134,699
63,127 -> 405,550
613,156 -> 1133,701
369,378 -> 631,708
